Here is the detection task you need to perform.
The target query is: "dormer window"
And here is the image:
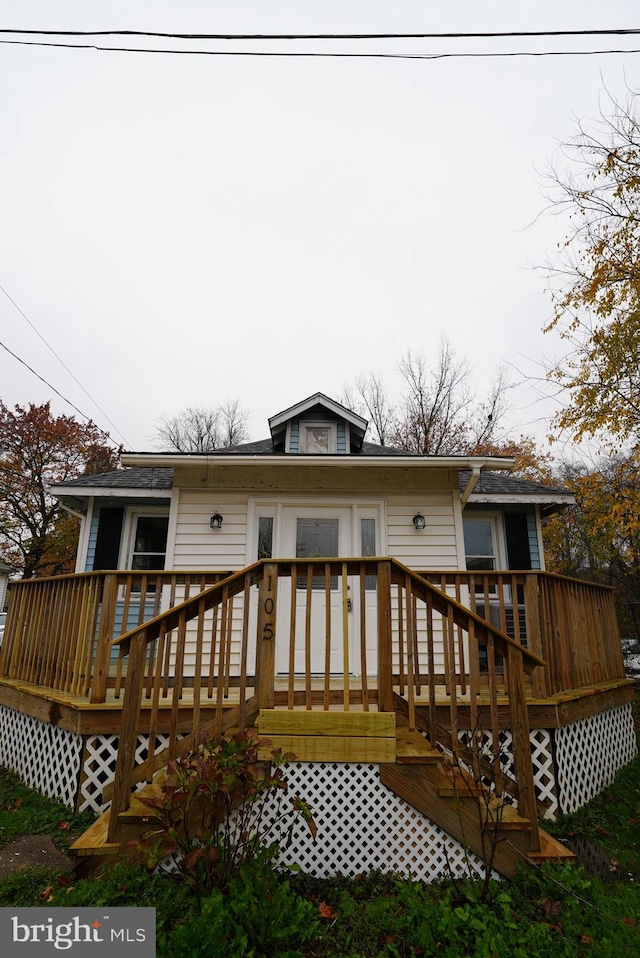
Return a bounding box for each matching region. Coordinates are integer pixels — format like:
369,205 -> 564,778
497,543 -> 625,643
300,423 -> 336,454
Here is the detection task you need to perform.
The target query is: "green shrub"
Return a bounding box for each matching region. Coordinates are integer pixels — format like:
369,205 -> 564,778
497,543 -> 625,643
159,855 -> 319,958
132,729 -> 315,902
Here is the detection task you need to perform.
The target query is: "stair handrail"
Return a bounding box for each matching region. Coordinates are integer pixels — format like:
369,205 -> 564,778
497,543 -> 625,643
386,559 -> 543,852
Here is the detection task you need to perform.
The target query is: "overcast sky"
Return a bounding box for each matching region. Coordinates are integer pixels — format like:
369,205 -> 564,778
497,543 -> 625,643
1,1 -> 639,454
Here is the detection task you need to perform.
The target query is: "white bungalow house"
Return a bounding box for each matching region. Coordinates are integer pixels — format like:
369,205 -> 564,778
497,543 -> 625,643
0,393 -> 635,880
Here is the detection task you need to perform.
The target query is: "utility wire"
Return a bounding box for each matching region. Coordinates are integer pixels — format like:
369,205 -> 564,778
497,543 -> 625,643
2,38 -> 640,59
0,338 -> 122,448
3,27 -> 640,40
0,283 -> 130,446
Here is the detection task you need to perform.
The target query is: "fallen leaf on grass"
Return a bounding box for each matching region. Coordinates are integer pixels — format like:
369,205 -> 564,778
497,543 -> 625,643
319,901 -> 338,920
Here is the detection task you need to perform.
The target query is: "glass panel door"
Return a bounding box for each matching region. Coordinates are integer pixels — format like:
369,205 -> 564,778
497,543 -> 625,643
296,517 -> 339,589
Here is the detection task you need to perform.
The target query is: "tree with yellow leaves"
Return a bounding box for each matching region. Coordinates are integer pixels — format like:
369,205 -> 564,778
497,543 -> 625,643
543,86 -> 640,443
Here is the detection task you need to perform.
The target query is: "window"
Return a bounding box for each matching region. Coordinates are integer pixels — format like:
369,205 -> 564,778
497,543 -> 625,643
257,516 -> 274,559
463,518 -> 497,573
122,510 -> 169,572
361,517 -> 377,590
296,517 -> 339,588
131,515 -> 169,570
298,422 -> 337,454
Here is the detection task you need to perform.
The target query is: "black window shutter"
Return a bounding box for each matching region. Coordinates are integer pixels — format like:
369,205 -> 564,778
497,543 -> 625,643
504,513 -> 532,570
93,507 -> 125,570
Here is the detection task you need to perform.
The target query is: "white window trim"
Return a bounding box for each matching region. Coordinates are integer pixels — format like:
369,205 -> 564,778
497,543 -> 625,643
119,505 -> 170,571
462,512 -> 506,570
297,421 -> 338,454
246,497 -> 386,563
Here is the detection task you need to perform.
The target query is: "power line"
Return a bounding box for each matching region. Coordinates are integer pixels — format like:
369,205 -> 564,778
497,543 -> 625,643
2,27 -> 640,40
0,283 -> 130,446
0,338 -> 122,448
2,38 -> 640,60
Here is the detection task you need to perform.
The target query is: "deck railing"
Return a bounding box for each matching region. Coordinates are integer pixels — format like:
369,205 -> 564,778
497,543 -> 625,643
0,570 -> 232,700
0,566 -> 624,704
103,559 -> 544,849
418,571 -> 624,697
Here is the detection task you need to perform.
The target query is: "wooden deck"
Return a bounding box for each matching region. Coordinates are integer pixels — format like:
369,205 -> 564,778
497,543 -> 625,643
0,557 -> 628,880
0,673 -> 633,738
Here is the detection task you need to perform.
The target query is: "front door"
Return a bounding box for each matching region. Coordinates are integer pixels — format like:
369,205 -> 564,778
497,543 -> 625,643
277,506 -> 353,674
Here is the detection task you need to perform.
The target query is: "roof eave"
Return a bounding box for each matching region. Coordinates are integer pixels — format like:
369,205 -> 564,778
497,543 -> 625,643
121,452 -> 516,471
466,493 -> 576,506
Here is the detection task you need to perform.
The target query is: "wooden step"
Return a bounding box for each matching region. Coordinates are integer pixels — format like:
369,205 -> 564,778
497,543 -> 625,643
396,728 -> 441,764
70,813 -> 119,858
484,797 -> 532,832
437,762 -> 485,797
381,764 -> 532,879
527,830 -> 576,865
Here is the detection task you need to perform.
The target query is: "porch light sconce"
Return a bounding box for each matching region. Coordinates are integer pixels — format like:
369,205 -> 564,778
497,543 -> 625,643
412,512 -> 426,532
210,512 -> 223,531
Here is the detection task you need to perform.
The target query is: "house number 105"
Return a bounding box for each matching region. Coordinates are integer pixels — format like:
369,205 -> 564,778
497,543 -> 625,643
262,579 -> 275,640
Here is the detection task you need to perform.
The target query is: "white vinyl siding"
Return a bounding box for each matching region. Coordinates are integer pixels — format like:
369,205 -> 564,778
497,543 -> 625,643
172,492 -> 249,570
386,493 -> 459,569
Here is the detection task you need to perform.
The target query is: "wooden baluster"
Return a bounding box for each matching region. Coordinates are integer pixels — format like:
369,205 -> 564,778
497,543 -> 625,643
238,575 -> 251,729
426,592 -> 437,747
107,631 -> 147,842
397,583 -> 405,696
446,605 -> 458,757
486,630 -> 501,797
91,575 -> 118,704
305,566 -> 313,710
405,575 -> 416,731
359,562 -> 369,711
207,605 -> 219,700
342,563 -> 350,711
507,643 -> 540,852
324,563 -> 332,711
288,566 -> 297,710
192,594 -> 206,745
455,575 -> 467,697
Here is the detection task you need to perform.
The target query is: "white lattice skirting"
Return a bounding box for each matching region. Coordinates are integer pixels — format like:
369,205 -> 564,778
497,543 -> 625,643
0,705 -> 83,809
0,702 -> 637,875
554,703 -> 637,814
253,761 -> 494,881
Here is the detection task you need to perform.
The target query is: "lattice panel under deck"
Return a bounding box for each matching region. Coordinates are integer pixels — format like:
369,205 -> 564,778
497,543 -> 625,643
554,703 -> 637,814
455,726 -> 557,819
260,762 -> 495,881
80,733 -> 180,813
0,706 -> 82,809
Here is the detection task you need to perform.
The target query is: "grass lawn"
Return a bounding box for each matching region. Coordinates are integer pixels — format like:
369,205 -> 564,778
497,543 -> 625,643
1,744 -> 640,956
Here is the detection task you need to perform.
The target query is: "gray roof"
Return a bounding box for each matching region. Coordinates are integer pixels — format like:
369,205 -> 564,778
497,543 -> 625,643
459,470 -> 571,497
124,437 -> 414,457
58,467 -> 174,490
54,463 -> 571,500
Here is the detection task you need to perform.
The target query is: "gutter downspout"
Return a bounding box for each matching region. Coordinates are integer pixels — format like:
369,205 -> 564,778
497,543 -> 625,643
460,465 -> 482,508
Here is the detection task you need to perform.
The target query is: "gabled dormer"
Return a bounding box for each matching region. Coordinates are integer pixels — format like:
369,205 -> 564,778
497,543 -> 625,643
268,392 -> 368,455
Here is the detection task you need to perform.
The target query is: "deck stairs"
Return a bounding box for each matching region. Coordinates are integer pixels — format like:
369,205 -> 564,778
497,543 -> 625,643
70,718 -> 573,880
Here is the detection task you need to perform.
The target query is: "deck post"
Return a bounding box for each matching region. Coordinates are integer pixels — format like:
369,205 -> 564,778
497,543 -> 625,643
90,574 -> 118,704
107,631 -> 147,842
377,561 -> 394,713
256,562 -> 278,710
506,644 -> 540,852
